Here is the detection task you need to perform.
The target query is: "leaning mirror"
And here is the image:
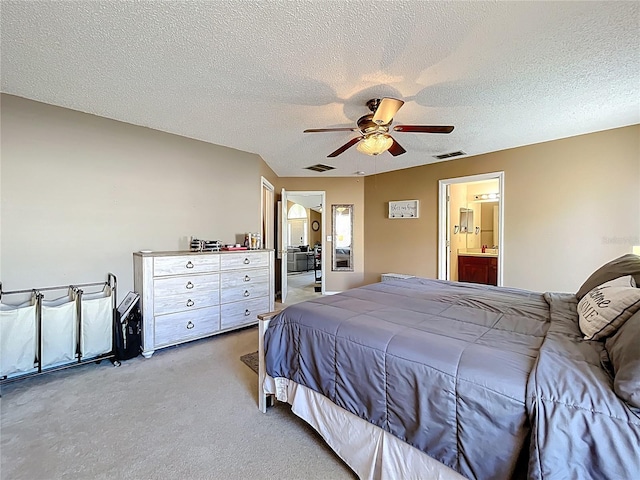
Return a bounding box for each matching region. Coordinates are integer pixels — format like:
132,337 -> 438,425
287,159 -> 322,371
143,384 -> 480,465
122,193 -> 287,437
332,204 -> 353,271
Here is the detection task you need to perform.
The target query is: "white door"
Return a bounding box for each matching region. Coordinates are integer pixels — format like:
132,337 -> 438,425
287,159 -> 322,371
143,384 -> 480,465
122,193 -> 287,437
445,184 -> 451,279
261,177 -> 274,250
281,188 -> 289,303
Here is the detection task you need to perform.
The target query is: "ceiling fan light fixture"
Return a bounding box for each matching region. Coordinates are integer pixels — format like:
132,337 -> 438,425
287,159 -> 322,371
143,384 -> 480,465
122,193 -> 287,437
356,133 -> 393,156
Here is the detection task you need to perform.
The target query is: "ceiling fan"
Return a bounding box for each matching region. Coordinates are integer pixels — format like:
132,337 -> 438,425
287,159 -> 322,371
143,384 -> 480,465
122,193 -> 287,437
304,98 -> 454,158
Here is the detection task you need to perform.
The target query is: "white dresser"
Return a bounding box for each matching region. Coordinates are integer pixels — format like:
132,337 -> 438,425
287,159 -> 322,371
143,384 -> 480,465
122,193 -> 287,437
133,250 -> 274,358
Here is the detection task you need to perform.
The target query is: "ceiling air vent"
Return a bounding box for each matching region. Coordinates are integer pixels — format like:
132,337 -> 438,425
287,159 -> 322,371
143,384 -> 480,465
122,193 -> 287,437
434,150 -> 466,160
305,164 -> 336,172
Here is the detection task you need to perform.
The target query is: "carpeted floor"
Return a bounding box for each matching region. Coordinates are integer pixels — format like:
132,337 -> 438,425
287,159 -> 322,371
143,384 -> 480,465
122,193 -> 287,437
1,327 -> 356,480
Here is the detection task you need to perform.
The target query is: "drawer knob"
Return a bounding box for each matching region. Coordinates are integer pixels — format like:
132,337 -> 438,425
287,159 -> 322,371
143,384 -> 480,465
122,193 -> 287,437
243,290 -> 250,297
186,299 -> 194,307
186,281 -> 194,289
243,258 -> 250,264
244,275 -> 251,282
186,321 -> 194,329
186,261 -> 194,269
244,309 -> 251,316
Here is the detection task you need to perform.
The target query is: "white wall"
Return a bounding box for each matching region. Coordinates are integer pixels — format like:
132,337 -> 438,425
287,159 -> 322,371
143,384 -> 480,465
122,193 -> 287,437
1,95 -> 276,297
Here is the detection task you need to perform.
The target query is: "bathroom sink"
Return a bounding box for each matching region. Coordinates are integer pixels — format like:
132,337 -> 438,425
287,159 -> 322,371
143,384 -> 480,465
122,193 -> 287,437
458,249 -> 498,257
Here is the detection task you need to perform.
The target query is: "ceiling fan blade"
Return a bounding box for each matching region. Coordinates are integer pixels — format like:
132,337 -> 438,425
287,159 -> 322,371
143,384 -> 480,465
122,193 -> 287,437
372,98 -> 404,125
327,137 -> 362,157
304,127 -> 359,133
393,125 -> 455,133
387,138 -> 406,157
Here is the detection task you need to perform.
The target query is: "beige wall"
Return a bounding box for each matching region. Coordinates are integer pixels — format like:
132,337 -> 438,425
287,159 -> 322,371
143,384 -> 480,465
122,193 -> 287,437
364,125 -> 640,293
280,177 -> 365,292
309,209 -> 322,247
1,95 -> 279,296
3,95 -> 637,297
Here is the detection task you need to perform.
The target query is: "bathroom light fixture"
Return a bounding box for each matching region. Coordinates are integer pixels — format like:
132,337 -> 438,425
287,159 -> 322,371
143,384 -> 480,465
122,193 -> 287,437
356,133 -> 393,156
633,246 -> 640,256
474,193 -> 500,201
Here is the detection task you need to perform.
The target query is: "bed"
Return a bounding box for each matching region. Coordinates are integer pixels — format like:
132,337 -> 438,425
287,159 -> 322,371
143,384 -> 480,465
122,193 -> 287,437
258,255 -> 640,479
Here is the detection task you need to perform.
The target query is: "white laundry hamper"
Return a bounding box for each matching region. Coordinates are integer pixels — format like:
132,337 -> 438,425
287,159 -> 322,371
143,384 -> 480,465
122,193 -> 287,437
0,273 -> 118,384
0,298 -> 37,378
79,287 -> 113,359
41,294 -> 77,368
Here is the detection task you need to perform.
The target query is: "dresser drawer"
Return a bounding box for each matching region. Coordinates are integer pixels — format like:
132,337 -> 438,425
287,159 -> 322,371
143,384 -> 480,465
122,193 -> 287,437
220,283 -> 269,304
154,307 -> 220,346
154,273 -> 219,298
220,297 -> 269,330
220,252 -> 269,270
154,255 -> 220,277
220,268 -> 269,289
153,290 -> 219,316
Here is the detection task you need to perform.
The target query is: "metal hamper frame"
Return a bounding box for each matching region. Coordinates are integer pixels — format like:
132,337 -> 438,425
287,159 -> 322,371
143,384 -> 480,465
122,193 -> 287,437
0,273 -> 119,385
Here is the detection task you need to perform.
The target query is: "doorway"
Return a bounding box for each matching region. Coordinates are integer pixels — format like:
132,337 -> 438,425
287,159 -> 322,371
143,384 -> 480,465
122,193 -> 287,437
280,189 -> 325,304
438,172 -> 504,286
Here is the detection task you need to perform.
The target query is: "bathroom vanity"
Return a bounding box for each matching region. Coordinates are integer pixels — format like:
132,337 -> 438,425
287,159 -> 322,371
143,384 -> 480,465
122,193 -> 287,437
458,252 -> 498,286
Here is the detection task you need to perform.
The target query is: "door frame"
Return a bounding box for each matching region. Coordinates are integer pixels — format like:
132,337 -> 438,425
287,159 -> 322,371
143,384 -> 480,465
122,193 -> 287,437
438,171 -> 505,285
260,177 -> 274,250
280,189 -> 326,302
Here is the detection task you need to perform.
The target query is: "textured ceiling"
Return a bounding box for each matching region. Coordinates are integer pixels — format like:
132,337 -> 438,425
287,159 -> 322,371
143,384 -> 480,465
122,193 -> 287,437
1,1 -> 638,177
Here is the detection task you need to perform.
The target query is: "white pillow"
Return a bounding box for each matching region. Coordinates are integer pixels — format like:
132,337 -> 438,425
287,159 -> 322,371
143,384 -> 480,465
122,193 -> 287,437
578,275 -> 640,340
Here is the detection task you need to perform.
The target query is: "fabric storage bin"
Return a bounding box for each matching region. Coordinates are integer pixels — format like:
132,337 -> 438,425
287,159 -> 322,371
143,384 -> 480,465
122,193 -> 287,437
0,299 -> 37,377
79,287 -> 113,359
41,294 -> 77,368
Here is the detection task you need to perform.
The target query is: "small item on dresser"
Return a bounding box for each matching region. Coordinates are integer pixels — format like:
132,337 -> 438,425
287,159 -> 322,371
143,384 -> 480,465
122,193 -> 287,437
191,237 -> 221,252
246,233 -> 261,250
251,233 -> 261,250
190,237 -> 203,252
202,240 -> 221,252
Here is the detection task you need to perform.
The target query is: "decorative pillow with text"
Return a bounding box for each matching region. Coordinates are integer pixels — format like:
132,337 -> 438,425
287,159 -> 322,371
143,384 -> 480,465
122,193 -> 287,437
578,275 -> 640,341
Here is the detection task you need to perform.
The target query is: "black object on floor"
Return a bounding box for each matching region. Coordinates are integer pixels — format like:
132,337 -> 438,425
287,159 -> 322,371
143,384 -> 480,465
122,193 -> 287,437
114,292 -> 142,361
240,351 -> 259,374
314,286 -> 321,292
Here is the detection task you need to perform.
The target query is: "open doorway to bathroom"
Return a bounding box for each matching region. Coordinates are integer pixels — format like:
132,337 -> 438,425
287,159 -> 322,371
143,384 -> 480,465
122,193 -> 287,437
438,172 -> 504,286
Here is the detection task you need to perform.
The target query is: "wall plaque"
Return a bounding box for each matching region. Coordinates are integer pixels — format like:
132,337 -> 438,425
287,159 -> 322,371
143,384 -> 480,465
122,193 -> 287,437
388,200 -> 419,219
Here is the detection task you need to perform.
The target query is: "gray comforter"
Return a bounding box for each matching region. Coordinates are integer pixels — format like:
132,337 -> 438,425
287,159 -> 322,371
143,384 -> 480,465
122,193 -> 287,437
527,293 -> 640,479
264,278 -> 640,479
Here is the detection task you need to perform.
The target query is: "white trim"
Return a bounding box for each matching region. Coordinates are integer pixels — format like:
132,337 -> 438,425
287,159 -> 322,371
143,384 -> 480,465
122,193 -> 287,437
437,180 -> 449,281
261,176 -> 274,191
438,172 -> 505,286
260,177 -> 275,250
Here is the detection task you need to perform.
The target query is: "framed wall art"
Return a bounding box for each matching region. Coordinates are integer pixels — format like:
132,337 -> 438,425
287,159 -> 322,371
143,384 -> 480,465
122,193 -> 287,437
388,200 -> 419,219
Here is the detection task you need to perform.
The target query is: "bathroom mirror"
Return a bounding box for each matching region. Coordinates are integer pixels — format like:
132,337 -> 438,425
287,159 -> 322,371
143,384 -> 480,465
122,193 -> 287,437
459,208 -> 474,234
332,204 -> 353,271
